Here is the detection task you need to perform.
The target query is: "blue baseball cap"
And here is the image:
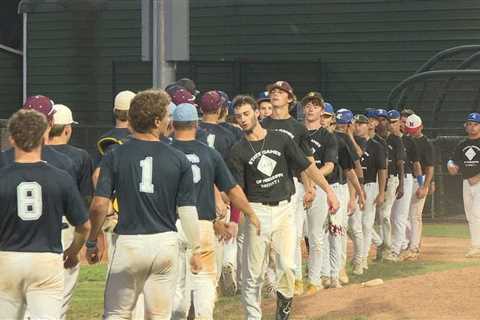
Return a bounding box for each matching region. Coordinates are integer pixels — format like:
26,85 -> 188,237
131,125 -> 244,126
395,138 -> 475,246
466,112 -> 480,123
387,109 -> 401,120
324,102 -> 334,115
375,109 -> 388,119
256,91 -> 270,103
335,108 -> 353,124
365,108 -> 376,118
172,103 -> 199,121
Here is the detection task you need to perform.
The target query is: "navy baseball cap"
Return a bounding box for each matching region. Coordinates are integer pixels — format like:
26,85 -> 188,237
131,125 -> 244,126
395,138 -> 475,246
22,95 -> 55,120
324,102 -> 334,115
216,90 -> 231,109
256,91 -> 270,103
375,109 -> 388,119
173,103 -> 199,121
301,91 -> 323,106
387,110 -> 401,120
365,108 -> 376,118
336,108 -> 353,124
466,112 -> 480,123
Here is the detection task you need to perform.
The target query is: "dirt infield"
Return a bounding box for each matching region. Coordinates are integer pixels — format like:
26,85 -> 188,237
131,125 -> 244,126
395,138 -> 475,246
265,236 -> 480,320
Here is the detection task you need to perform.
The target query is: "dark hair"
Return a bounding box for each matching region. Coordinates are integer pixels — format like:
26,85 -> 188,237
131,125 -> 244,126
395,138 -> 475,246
172,121 -> 197,130
49,124 -> 67,138
114,109 -> 129,122
401,109 -> 415,117
231,95 -> 258,111
8,110 -> 48,152
128,89 -> 169,134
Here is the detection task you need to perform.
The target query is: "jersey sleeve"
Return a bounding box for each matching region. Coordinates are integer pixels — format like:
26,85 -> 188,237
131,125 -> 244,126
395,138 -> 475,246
94,151 -> 115,198
213,151 -> 237,192
407,137 -> 420,162
337,141 -> 355,170
63,176 -> 89,227
226,146 -> 246,190
176,155 -> 197,207
78,151 -> 94,197
451,141 -> 464,165
343,136 -> 360,161
299,129 -> 314,157
423,140 -> 435,167
376,143 -> 387,170
393,136 -> 406,161
284,135 -> 311,172
324,133 -> 339,164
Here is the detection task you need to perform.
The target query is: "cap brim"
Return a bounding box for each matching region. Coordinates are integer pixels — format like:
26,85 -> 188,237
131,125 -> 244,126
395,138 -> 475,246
301,96 -> 322,106
405,126 -> 420,134
267,84 -> 294,97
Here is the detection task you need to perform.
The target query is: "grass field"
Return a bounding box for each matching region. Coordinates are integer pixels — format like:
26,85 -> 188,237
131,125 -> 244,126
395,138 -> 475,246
67,223 -> 475,320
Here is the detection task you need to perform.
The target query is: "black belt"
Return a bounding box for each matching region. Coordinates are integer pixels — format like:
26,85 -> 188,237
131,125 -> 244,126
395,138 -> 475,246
261,199 -> 290,206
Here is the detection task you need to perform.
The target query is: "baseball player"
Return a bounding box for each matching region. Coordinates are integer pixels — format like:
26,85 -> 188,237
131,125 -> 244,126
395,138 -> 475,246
217,90 -> 243,142
256,91 -> 273,120
403,114 -> 435,260
170,103 -> 259,320
375,110 -> 406,260
447,112 -> 480,258
349,114 -> 387,274
227,95 -> 338,320
262,81 -> 316,295
0,110 -> 90,320
86,89 -> 202,319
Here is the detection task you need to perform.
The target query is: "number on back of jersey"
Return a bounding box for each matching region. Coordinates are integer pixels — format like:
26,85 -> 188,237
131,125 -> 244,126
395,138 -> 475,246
17,182 -> 42,221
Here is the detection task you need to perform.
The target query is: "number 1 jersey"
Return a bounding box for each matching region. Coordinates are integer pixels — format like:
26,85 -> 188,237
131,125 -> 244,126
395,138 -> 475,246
95,138 -> 196,235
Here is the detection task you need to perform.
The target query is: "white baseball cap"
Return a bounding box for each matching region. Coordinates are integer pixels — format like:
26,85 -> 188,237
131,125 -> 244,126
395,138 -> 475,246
53,104 -> 78,125
405,114 -> 422,134
114,90 -> 136,111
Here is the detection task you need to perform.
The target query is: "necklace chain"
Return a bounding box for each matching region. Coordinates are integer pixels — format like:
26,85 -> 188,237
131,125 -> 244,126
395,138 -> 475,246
247,135 -> 267,155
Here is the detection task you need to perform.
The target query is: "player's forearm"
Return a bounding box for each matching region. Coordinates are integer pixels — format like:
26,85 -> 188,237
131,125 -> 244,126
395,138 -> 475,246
92,168 -> 100,188
88,197 -> 109,241
319,162 -> 334,177
345,168 -> 362,196
424,166 -> 434,188
377,169 -> 388,195
227,185 -> 256,221
354,160 -> 364,182
396,160 -> 405,185
413,161 -> 422,177
70,221 -> 91,254
305,164 -> 334,195
347,179 -> 356,200
178,206 -> 201,253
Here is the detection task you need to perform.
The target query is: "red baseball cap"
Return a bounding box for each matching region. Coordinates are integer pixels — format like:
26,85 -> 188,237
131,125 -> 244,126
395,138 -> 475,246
200,91 -> 223,113
171,88 -> 196,106
405,114 -> 422,134
22,95 -> 55,120
267,80 -> 295,98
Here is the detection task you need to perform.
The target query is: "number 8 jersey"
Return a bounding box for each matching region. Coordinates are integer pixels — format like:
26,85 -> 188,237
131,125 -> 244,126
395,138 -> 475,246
95,138 -> 196,234
0,162 -> 88,253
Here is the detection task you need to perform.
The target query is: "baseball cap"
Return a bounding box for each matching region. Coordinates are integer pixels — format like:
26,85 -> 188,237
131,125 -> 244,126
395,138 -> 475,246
267,80 -> 295,98
256,91 -> 270,103
323,102 -> 334,116
354,114 -> 369,124
336,108 -> 353,124
405,114 -> 423,134
365,108 -> 376,118
401,108 -> 415,117
466,112 -> 480,123
114,90 -> 136,111
53,104 -> 78,125
387,110 -> 401,120
172,103 -> 199,122
176,78 -> 199,97
167,102 -> 177,117
22,95 -> 55,120
301,91 -> 324,106
216,90 -> 231,109
200,91 -> 223,113
171,88 -> 196,106
375,109 -> 389,119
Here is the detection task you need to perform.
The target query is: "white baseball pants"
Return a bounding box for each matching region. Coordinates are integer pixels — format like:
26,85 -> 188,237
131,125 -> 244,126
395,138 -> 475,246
293,179 -> 306,281
104,232 -> 178,320
173,220 -> 218,320
378,176 -> 399,250
407,180 -> 428,252
242,200 -> 295,320
391,174 -> 414,254
0,251 -> 64,320
463,180 -> 480,248
60,222 -> 80,320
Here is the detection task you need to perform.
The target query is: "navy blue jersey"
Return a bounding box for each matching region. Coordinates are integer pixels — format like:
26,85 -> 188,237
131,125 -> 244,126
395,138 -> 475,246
0,162 -> 88,253
219,122 -> 243,142
171,139 -> 237,221
50,144 -> 94,197
94,127 -> 131,167
334,132 -> 357,184
1,146 -> 76,179
198,122 -> 236,159
261,117 -> 313,157
95,138 -> 196,235
402,135 -> 420,175
355,136 -> 387,184
452,138 -> 480,179
386,134 -> 406,176
305,128 -> 339,184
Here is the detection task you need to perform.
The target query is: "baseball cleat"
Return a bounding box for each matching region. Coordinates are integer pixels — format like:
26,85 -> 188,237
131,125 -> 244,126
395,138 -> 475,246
352,263 -> 364,275
362,257 -> 369,270
339,268 -> 349,284
375,244 -> 385,261
221,263 -> 237,296
263,281 -> 277,299
321,276 -> 331,288
330,278 -> 342,289
276,292 -> 293,320
402,249 -> 419,261
384,252 -> 400,262
304,282 -> 322,295
294,280 -> 304,296
465,247 -> 480,258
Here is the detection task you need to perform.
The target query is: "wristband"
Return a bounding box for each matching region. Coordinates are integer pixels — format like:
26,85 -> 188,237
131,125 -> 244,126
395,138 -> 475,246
86,240 -> 97,249
447,160 -> 455,167
416,175 -> 425,187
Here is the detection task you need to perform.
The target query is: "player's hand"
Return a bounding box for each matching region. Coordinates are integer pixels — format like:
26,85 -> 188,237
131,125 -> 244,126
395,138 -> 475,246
224,222 -> 239,241
303,189 -> 315,209
374,192 -> 385,206
213,220 -> 228,241
216,201 -> 229,220
85,241 -> 103,265
326,191 -> 339,214
416,186 -> 428,199
396,184 -> 404,199
468,176 -> 480,186
447,161 -> 459,175
63,247 -> 80,269
357,192 -> 366,210
347,198 -> 357,215
249,214 -> 261,236
190,253 -> 202,274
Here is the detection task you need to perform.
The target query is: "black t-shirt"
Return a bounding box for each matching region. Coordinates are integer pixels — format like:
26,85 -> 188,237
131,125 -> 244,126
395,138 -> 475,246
402,135 -> 420,175
219,122 -> 243,142
50,144 -> 94,197
387,134 -> 406,176
94,127 -> 131,167
171,139 -> 237,221
227,130 -> 311,203
334,132 -> 357,184
95,138 -> 196,235
261,117 -> 313,157
1,146 -> 76,180
199,122 -> 236,160
356,136 -> 387,184
413,135 -> 435,172
306,128 -> 339,184
452,138 -> 480,179
0,162 -> 88,253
